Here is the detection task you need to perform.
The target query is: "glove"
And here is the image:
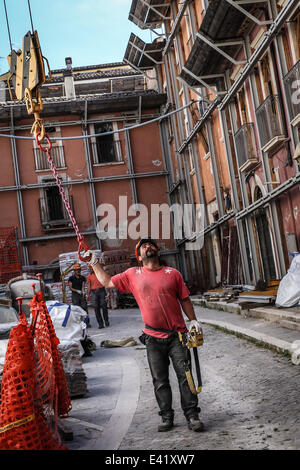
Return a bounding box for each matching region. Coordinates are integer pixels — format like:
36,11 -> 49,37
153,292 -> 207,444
188,320 -> 201,333
82,250 -> 98,266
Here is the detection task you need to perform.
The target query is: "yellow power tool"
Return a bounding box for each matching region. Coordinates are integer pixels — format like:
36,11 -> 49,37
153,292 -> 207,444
178,326 -> 204,395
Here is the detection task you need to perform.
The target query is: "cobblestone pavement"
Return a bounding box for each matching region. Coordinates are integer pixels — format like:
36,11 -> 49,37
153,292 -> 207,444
63,307 -> 300,451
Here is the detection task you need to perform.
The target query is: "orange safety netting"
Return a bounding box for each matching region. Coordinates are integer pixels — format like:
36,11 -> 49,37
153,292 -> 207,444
0,291 -> 72,450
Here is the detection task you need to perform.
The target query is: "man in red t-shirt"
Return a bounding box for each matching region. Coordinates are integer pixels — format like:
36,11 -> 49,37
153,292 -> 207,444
87,265 -> 109,328
82,238 -> 204,433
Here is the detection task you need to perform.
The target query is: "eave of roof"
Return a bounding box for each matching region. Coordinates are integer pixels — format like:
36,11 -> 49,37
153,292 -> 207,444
0,90 -> 167,122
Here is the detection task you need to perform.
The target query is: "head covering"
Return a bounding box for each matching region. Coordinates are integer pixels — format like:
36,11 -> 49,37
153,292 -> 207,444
135,237 -> 158,260
73,264 -> 81,271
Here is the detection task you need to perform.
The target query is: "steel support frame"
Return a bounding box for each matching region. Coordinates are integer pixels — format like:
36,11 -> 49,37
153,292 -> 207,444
163,0 -> 192,55
139,0 -> 172,22
178,0 -> 298,153
0,170 -> 169,193
163,51 -> 190,279
181,66 -> 227,96
124,127 -> 139,207
224,0 -> 273,26
127,38 -> 164,67
176,75 -> 211,104
170,1 -> 216,285
243,35 -> 287,279
224,90 -> 259,283
205,120 -> 225,218
195,31 -> 247,66
123,58 -> 155,80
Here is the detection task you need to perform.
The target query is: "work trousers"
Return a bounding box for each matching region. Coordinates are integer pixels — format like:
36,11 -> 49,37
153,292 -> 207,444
145,334 -> 200,420
72,291 -> 88,312
91,287 -> 109,327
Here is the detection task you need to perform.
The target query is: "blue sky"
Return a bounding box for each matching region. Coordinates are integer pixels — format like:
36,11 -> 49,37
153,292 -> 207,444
0,0 -> 156,73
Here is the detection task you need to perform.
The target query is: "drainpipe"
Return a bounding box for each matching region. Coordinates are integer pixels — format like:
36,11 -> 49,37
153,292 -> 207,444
9,107 -> 29,265
164,51 -> 189,279
82,100 -> 101,250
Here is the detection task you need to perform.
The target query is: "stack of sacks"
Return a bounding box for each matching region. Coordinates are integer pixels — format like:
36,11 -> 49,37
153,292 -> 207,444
46,300 -> 88,398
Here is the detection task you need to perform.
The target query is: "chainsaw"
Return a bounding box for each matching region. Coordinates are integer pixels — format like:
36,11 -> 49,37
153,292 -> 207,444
178,326 -> 204,395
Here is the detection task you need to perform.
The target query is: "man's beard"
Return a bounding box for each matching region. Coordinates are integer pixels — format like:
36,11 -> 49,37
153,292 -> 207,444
144,248 -> 158,259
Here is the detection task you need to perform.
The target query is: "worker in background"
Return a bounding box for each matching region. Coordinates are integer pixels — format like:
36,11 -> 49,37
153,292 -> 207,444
68,264 -> 90,327
87,265 -> 110,328
82,238 -> 204,433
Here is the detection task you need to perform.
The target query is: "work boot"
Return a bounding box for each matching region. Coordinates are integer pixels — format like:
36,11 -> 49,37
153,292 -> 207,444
157,417 -> 174,432
105,320 -> 110,327
187,415 -> 204,432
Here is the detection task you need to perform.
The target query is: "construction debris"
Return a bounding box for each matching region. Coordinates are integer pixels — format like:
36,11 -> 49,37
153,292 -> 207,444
195,280 -> 281,306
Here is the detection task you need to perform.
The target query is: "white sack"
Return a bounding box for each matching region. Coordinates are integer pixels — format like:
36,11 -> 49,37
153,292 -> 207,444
45,301 -> 87,346
276,254 -> 300,307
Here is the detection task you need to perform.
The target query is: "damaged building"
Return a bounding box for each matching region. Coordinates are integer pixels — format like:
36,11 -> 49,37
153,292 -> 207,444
0,58 -> 180,283
125,0 -> 300,292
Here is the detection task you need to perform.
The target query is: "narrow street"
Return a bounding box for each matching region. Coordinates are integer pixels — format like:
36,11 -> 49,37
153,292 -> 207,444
61,306 -> 300,451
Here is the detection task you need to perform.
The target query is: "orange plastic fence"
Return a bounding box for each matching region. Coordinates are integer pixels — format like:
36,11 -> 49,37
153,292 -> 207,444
0,292 -> 72,450
0,226 -> 22,284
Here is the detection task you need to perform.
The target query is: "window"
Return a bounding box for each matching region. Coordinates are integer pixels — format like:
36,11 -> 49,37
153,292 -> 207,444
34,126 -> 65,171
38,177 -> 73,231
91,122 -> 122,164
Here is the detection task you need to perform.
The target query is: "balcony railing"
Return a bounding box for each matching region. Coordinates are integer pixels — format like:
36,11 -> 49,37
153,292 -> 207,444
34,145 -> 65,171
283,60 -> 300,127
39,195 -> 74,231
91,139 -> 122,164
234,123 -> 258,172
255,94 -> 285,152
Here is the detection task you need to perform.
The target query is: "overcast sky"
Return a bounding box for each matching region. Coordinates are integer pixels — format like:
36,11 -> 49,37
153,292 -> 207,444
0,0 -> 156,73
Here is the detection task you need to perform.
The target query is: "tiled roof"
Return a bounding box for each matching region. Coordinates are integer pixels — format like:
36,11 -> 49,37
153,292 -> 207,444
51,61 -> 126,74
47,67 -> 141,83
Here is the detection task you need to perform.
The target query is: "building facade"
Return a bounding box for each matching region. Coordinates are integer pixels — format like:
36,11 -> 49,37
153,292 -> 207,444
125,0 -> 300,291
0,59 -> 178,281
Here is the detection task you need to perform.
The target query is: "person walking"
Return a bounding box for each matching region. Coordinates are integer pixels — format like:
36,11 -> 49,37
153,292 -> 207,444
68,264 -> 90,326
82,238 -> 204,432
87,265 -> 110,328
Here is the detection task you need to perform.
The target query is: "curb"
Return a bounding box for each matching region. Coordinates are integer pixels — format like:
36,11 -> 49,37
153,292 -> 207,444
197,317 -> 293,358
192,298 -> 242,315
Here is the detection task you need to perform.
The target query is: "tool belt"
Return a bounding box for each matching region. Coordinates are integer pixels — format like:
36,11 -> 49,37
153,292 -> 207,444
139,324 -> 176,345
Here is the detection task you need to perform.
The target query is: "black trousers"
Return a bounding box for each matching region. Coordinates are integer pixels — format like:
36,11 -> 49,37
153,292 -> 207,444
72,291 -> 88,313
145,334 -> 200,420
91,288 -> 109,327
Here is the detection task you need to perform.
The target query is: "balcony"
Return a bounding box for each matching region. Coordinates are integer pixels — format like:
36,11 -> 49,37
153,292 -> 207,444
283,60 -> 300,127
255,95 -> 285,153
39,195 -> 74,231
34,145 -> 66,171
234,123 -> 258,172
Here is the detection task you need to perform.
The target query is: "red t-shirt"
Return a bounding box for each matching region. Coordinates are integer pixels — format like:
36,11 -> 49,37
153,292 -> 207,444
87,272 -> 104,290
111,266 -> 190,338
